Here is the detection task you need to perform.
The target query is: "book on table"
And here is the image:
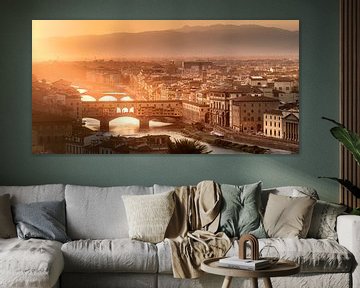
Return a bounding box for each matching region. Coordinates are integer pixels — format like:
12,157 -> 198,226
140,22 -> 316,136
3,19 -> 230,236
218,257 -> 271,270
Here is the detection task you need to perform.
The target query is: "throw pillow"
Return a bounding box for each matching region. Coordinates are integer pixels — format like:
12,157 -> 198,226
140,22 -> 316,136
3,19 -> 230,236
263,193 -> 316,238
0,194 -> 16,238
122,191 -> 175,243
218,182 -> 266,238
307,200 -> 347,240
12,200 -> 70,243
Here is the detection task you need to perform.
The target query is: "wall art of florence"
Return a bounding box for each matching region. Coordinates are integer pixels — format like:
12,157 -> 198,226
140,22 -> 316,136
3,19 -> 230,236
32,20 -> 299,154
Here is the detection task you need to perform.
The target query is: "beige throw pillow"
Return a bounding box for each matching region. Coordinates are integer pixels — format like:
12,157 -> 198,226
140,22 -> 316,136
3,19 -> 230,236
0,194 -> 17,238
122,191 -> 175,243
263,193 -> 316,238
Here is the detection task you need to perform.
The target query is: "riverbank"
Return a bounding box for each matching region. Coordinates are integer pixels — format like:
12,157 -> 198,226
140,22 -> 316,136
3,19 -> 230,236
180,126 -> 269,154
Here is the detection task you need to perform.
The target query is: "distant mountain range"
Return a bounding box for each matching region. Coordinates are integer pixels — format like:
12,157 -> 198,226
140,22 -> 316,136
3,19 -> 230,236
33,24 -> 299,60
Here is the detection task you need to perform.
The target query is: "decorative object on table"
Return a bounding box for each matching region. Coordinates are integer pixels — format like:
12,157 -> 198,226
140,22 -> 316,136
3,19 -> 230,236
237,234 -> 279,267
238,233 -> 259,260
320,117 -> 360,212
259,245 -> 280,265
218,257 -> 271,270
216,233 -> 272,271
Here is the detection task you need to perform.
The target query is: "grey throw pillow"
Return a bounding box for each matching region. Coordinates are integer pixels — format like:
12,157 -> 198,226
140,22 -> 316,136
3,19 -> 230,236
307,200 -> 347,240
0,194 -> 16,238
218,182 -> 266,238
12,200 -> 70,243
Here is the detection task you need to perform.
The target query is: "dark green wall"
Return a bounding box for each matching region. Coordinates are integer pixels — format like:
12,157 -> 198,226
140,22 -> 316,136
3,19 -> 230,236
0,0 -> 340,202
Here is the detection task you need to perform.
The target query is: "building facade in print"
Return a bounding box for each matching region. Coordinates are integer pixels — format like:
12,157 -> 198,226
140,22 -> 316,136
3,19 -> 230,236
231,96 -> 280,134
248,76 -> 268,87
274,77 -> 297,92
263,110 -> 284,138
263,110 -> 299,142
66,133 -> 170,154
182,101 -> 210,124
209,86 -> 263,128
283,113 -> 299,142
32,112 -> 73,153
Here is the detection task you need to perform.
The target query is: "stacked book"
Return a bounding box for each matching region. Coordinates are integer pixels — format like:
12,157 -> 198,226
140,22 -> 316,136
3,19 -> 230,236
218,257 -> 271,270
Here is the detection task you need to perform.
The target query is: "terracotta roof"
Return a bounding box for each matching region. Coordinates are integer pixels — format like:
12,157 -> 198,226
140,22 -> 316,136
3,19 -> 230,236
232,95 -> 280,103
182,101 -> 209,107
209,85 -> 262,94
265,109 -> 283,116
32,111 -> 73,123
275,77 -> 294,82
250,76 -> 267,80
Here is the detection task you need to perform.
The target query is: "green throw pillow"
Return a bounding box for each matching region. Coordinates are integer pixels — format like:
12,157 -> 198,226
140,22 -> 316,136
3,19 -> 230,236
218,182 -> 266,238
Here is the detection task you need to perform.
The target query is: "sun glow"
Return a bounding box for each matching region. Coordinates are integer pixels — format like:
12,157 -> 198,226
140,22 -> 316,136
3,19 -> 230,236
81,95 -> 96,102
82,118 -> 100,131
120,96 -> 134,101
110,117 -> 139,126
99,96 -> 117,102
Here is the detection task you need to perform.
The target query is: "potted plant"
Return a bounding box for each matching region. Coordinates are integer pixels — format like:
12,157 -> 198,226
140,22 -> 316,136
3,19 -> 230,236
320,117 -> 360,215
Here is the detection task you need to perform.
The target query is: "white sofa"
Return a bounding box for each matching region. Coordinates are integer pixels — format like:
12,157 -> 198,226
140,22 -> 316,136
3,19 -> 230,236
0,184 -> 359,288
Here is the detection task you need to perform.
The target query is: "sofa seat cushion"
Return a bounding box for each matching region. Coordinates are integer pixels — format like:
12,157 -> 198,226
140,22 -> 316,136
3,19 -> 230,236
62,239 -> 158,273
0,238 -> 64,288
157,238 -> 353,274
231,238 -> 354,273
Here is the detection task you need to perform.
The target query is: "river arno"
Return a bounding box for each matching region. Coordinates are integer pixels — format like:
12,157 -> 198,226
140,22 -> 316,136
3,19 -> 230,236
78,87 -> 290,154
83,117 -> 248,154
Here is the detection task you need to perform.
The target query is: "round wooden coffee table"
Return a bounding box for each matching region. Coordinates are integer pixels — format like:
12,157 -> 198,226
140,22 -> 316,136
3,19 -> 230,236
201,257 -> 300,288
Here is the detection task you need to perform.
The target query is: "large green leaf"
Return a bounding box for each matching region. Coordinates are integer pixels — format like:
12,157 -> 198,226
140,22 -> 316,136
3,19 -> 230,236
319,177 -> 360,198
322,117 -> 360,165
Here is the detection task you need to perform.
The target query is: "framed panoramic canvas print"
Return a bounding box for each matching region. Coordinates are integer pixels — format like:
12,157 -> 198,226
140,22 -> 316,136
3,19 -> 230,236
32,20 -> 299,154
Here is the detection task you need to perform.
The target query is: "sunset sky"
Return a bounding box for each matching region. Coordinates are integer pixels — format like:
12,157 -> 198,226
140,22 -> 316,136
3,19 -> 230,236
32,20 -> 299,39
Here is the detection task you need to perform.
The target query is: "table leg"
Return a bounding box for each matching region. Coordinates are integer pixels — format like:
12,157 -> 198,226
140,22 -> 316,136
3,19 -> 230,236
263,277 -> 273,288
221,276 -> 233,288
251,278 -> 258,288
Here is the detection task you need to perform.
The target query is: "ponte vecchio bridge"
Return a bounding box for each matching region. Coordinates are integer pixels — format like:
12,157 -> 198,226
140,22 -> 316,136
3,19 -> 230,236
82,100 -> 183,131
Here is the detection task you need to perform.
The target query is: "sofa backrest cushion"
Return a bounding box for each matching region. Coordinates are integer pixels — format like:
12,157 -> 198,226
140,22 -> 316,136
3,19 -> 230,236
65,185 -> 154,239
153,184 -> 176,194
261,186 -> 319,213
0,185 -> 65,204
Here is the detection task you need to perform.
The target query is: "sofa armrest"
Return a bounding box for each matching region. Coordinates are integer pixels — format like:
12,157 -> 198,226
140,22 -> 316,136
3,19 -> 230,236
337,215 -> 360,288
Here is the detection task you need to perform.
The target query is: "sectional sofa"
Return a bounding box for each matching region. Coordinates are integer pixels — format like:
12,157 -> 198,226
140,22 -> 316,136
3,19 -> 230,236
0,183 -> 359,288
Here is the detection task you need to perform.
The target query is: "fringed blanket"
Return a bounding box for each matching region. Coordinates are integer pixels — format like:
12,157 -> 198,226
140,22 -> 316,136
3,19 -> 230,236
165,181 -> 231,279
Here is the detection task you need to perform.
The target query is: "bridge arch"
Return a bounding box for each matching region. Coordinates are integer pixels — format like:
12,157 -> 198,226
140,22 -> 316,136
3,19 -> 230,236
81,95 -> 97,102
81,99 -> 183,131
99,95 -> 117,102
110,116 -> 140,125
